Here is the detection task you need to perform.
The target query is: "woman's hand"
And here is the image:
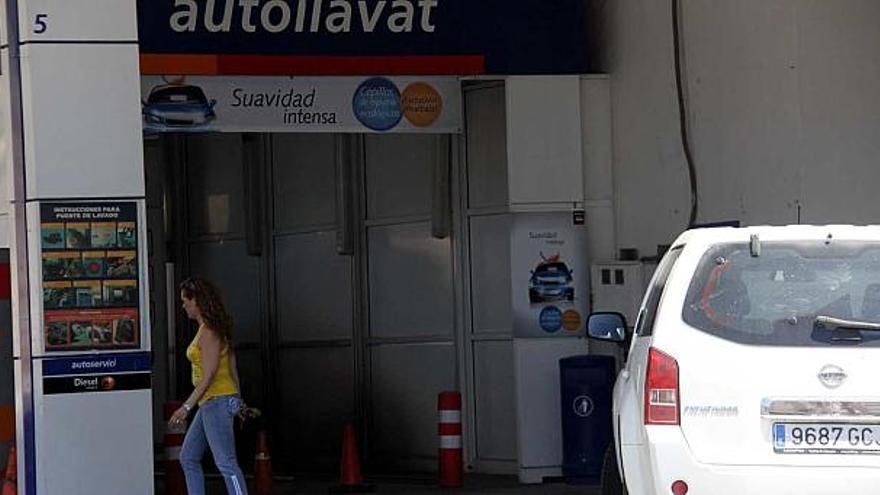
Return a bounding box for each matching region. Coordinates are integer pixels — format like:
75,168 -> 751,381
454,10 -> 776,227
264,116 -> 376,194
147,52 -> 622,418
237,402 -> 261,422
168,404 -> 191,426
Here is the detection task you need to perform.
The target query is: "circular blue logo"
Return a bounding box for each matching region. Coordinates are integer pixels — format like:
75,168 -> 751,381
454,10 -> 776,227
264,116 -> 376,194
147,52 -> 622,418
539,306 -> 563,333
352,77 -> 402,131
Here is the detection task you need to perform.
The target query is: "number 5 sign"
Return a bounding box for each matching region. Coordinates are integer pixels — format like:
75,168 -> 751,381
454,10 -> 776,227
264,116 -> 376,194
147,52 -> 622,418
15,0 -> 137,42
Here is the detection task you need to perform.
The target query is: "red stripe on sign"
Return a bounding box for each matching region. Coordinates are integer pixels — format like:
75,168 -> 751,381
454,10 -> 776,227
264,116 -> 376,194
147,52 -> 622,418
0,264 -> 10,300
140,54 -> 220,75
141,54 -> 485,76
439,423 -> 462,436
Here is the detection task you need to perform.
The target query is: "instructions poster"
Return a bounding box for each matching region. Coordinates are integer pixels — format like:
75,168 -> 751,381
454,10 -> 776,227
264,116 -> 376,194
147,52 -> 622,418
511,213 -> 588,338
40,203 -> 140,352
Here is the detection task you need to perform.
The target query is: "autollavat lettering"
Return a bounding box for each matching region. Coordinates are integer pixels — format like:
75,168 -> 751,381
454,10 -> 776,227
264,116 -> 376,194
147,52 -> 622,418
170,0 -> 439,34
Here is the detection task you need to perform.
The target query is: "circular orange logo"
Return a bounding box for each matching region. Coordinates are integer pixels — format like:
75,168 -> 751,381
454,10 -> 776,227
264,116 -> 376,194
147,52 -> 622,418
562,310 -> 582,332
401,82 -> 443,127
101,376 -> 116,391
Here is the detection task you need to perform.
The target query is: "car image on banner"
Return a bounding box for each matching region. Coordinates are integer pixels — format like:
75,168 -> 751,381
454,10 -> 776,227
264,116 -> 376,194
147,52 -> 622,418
142,84 -> 217,133
528,259 -> 575,304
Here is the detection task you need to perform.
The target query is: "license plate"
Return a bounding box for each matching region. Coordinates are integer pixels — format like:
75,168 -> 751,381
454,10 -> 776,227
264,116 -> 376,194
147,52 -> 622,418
774,423 -> 880,454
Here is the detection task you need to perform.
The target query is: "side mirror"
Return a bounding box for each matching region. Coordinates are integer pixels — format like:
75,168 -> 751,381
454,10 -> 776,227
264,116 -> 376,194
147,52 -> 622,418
587,312 -> 628,343
209,99 -> 218,109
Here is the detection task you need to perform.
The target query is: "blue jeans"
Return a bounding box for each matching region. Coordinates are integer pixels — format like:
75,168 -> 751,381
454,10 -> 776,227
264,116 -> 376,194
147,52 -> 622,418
180,395 -> 249,495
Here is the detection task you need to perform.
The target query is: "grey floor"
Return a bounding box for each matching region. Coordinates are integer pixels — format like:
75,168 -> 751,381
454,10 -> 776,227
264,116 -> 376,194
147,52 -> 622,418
156,474 -> 600,494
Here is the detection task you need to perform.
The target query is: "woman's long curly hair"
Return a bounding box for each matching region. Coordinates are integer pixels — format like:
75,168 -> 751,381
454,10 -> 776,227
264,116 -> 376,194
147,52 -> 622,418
180,277 -> 234,344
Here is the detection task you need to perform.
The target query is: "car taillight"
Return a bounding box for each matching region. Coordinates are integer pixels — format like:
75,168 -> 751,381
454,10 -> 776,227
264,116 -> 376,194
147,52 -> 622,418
645,347 -> 680,425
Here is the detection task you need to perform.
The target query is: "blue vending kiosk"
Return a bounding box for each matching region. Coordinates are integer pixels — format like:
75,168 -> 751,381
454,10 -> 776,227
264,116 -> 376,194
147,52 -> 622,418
559,355 -> 616,484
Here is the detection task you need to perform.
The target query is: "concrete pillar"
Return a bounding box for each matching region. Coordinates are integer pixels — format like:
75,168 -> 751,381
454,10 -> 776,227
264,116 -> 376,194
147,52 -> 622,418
2,1 -> 151,493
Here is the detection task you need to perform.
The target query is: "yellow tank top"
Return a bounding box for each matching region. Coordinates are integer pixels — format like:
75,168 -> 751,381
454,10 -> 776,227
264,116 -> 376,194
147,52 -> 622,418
186,326 -> 238,405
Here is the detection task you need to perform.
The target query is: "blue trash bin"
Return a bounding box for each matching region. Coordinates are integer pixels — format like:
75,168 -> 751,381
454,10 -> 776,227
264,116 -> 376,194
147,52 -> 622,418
559,355 -> 616,484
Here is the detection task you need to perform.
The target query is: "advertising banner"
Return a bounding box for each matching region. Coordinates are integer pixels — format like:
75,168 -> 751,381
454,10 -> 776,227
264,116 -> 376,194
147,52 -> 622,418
40,202 -> 141,352
511,212 -> 589,338
137,0 -> 590,76
141,75 -> 461,133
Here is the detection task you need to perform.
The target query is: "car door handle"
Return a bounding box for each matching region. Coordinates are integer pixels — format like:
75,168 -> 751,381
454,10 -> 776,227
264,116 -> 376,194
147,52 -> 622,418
621,370 -> 630,381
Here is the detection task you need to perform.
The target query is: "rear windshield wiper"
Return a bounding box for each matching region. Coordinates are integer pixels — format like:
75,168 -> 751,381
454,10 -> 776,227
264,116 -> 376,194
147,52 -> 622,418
815,315 -> 880,331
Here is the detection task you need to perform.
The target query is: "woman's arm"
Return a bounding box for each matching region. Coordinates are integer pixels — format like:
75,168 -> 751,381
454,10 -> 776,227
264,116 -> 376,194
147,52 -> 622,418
169,327 -> 222,425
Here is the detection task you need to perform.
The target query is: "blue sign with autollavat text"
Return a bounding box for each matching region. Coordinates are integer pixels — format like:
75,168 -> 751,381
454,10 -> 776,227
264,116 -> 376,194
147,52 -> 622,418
136,0 -> 590,75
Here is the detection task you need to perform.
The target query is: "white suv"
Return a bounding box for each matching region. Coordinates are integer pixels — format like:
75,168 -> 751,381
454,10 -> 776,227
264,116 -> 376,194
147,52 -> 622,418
589,226 -> 880,495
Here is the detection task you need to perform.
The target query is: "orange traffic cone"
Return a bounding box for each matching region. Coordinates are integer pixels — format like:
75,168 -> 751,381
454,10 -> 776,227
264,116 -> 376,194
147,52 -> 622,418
2,444 -> 16,495
329,423 -> 374,493
254,430 -> 273,495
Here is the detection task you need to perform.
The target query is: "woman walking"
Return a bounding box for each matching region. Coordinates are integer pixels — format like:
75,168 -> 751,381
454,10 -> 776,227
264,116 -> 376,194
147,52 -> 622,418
168,277 -> 249,495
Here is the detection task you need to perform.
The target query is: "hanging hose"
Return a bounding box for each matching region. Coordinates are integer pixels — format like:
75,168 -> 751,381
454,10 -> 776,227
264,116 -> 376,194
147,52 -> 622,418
672,0 -> 699,228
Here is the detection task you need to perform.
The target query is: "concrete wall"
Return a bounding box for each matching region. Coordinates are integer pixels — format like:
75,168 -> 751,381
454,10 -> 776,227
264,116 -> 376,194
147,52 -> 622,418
598,0 -> 880,257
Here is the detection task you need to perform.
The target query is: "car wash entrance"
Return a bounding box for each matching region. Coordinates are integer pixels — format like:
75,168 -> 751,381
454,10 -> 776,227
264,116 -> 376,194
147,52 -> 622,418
136,0 -> 593,478
144,89 -> 462,472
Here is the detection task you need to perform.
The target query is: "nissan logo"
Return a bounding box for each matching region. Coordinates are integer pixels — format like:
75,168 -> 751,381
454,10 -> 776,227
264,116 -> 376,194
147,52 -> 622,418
818,365 -> 847,389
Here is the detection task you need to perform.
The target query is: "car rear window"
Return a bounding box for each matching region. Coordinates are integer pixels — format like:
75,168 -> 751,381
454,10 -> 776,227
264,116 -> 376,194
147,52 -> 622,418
682,241 -> 880,347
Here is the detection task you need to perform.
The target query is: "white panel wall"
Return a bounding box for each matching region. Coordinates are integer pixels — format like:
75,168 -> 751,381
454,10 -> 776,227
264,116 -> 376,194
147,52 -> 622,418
603,0 -> 880,256
580,76 -> 615,261
469,215 -> 512,333
268,132 -> 356,471
366,134 -> 435,219
20,44 -> 144,199
187,134 -> 245,235
275,232 -> 353,341
467,85 -> 508,210
278,346 -> 354,466
368,222 -> 454,338
364,132 -> 457,471
273,134 -> 337,230
371,342 -> 456,461
506,77 -> 584,208
464,84 -> 517,472
473,341 -> 516,462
